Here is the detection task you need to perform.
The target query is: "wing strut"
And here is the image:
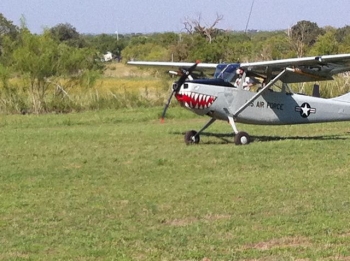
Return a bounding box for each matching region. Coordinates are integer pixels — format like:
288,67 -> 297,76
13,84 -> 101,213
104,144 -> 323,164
233,68 -> 289,117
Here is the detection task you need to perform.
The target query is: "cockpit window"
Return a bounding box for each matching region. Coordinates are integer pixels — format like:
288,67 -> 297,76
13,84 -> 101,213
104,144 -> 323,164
267,80 -> 293,93
214,63 -> 240,83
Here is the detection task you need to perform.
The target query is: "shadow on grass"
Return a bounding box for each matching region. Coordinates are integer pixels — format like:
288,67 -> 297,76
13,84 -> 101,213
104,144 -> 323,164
171,131 -> 350,145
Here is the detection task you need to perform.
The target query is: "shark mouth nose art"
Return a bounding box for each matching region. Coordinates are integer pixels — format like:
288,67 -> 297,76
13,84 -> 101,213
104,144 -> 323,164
175,91 -> 217,109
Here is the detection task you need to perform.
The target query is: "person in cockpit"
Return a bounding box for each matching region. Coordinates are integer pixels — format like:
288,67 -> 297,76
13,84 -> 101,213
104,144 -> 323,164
234,68 -> 254,91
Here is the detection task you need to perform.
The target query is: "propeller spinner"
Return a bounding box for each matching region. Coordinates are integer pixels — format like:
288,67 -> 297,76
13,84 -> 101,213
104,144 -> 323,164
160,61 -> 199,122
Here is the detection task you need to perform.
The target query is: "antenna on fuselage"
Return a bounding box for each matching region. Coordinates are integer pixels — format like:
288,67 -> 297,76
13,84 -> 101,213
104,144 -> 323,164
245,0 -> 255,33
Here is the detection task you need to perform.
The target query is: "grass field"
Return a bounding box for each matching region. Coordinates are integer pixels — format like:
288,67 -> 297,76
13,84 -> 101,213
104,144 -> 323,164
1,107 -> 350,260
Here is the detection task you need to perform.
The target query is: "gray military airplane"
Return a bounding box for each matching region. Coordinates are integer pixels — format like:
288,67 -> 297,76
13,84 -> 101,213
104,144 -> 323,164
128,54 -> 350,145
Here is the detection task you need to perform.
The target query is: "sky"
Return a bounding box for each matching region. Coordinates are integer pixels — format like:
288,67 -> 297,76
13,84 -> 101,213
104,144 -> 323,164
2,0 -> 350,35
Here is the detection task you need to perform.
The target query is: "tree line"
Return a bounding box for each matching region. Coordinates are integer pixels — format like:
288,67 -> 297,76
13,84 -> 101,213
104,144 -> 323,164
122,19 -> 350,63
1,13 -> 350,113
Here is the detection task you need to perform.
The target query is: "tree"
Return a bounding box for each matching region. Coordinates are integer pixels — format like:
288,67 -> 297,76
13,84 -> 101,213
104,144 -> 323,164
121,42 -> 168,61
338,34 -> 350,53
84,33 -> 127,59
167,33 -> 192,62
50,23 -> 85,48
183,13 -> 224,43
289,20 -> 324,57
308,29 -> 339,55
251,32 -> 292,61
151,32 -> 179,47
0,13 -> 19,58
335,25 -> 350,43
0,13 -> 18,37
11,29 -> 102,113
188,35 -> 220,62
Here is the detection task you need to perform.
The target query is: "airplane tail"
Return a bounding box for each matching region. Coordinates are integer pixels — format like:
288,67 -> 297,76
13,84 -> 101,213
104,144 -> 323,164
331,92 -> 350,103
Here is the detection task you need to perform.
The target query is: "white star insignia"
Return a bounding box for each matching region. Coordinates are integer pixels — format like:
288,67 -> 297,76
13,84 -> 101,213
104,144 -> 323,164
295,103 -> 316,118
301,104 -> 311,116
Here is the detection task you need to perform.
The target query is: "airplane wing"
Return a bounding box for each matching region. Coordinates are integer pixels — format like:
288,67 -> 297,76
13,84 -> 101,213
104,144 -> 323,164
127,61 -> 218,76
128,54 -> 350,83
240,54 -> 350,83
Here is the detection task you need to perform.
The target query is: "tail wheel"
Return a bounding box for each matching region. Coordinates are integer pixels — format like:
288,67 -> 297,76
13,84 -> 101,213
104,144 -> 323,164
234,131 -> 250,145
184,130 -> 200,145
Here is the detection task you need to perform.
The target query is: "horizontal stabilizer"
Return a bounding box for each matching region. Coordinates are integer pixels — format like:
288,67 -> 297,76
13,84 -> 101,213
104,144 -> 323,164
331,92 -> 350,103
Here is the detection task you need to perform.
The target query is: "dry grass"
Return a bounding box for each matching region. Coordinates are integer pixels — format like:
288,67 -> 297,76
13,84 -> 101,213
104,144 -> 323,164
103,62 -> 153,78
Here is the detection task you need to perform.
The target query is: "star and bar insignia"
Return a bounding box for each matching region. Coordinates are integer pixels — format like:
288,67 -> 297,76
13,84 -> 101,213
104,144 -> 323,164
295,103 -> 316,118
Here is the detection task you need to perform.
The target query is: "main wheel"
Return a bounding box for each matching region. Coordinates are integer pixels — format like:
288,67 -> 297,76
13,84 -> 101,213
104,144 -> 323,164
234,131 -> 250,145
184,130 -> 200,145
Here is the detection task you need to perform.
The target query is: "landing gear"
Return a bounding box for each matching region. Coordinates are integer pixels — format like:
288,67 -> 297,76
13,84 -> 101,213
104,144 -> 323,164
234,131 -> 250,145
184,130 -> 200,144
183,118 -> 216,145
184,127 -> 251,145
183,116 -> 251,145
228,115 -> 250,145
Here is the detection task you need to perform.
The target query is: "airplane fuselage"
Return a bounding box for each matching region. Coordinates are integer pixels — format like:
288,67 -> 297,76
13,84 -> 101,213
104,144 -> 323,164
175,80 -> 350,125
128,53 -> 350,145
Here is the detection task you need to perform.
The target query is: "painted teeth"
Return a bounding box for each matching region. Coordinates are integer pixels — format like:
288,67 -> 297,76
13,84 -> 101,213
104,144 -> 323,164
176,91 -> 216,109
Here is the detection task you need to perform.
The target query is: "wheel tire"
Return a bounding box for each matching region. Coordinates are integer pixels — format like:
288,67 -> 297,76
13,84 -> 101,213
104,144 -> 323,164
184,130 -> 200,145
234,131 -> 250,145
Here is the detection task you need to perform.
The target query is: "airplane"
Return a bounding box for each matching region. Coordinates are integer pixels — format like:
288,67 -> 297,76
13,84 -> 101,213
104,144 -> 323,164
128,53 -> 350,145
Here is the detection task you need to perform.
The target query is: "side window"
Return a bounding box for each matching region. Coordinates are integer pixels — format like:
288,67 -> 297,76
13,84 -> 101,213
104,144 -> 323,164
270,81 -> 283,92
267,81 -> 292,93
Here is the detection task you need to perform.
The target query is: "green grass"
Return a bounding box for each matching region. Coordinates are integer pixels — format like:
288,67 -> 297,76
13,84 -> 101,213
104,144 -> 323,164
1,107 -> 350,260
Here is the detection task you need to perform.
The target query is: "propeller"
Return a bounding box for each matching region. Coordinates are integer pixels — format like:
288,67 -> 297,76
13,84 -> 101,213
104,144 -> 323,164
160,61 -> 199,122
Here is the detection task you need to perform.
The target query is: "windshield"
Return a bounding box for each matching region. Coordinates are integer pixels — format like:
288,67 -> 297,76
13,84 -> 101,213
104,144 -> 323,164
214,63 -> 240,82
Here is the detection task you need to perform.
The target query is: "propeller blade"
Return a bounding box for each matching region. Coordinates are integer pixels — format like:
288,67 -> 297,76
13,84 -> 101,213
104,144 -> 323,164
160,61 -> 200,122
160,90 -> 175,122
173,61 -> 199,92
